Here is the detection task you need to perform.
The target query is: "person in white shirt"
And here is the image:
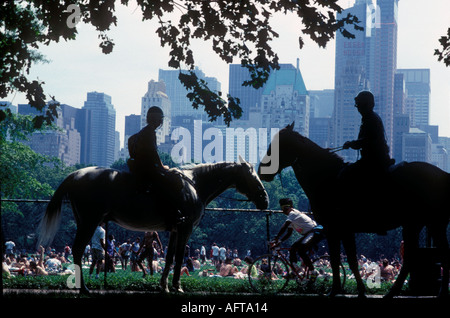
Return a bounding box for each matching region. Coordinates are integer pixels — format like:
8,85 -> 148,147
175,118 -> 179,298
200,245 -> 206,264
211,243 -> 220,266
89,223 -> 105,279
272,198 -> 324,273
5,240 -> 15,257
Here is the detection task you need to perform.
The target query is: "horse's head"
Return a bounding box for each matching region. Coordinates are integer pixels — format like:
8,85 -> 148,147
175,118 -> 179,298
236,155 -> 269,210
258,122 -> 300,182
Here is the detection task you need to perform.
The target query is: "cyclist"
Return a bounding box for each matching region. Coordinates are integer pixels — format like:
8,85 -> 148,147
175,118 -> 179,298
271,198 -> 324,277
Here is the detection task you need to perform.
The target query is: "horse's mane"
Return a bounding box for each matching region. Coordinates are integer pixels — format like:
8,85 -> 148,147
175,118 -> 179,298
281,128 -> 344,167
179,161 -> 238,175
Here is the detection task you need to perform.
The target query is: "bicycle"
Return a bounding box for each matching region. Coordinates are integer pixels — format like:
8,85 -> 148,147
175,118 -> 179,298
248,242 -> 346,295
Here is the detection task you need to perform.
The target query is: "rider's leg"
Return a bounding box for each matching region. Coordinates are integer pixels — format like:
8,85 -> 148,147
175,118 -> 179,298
298,232 -> 319,271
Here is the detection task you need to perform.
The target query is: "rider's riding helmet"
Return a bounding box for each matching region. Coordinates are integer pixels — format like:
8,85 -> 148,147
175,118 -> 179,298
354,91 -> 375,111
146,106 -> 164,128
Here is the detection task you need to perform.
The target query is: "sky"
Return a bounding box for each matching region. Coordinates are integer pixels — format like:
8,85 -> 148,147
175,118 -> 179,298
6,0 -> 450,147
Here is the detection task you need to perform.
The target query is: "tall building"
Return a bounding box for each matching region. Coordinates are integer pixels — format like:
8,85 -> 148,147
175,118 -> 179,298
332,0 -> 398,161
260,61 -> 309,136
402,128 -> 432,163
82,92 -> 116,167
396,69 -> 431,128
371,0 -> 399,152
123,114 -> 141,156
228,64 -> 266,121
60,104 -> 89,165
158,68 -> 221,122
332,0 -> 373,161
141,80 -> 171,145
18,104 -> 81,166
125,114 -> 141,137
393,113 -> 410,163
309,89 -> 334,118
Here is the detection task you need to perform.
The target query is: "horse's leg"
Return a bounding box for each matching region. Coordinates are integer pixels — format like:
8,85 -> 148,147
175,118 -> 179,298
429,221 -> 449,298
342,234 -> 366,298
327,233 -> 342,297
161,230 -> 177,293
385,225 -> 420,298
172,226 -> 193,293
72,219 -> 99,294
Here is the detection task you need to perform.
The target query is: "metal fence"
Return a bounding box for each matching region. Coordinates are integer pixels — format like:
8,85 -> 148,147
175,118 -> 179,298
1,199 -> 293,259
2,199 -> 437,260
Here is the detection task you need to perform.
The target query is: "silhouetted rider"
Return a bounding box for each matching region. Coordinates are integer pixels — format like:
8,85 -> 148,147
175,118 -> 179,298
343,91 -> 392,169
128,106 -> 168,185
127,106 -> 185,225
339,91 -> 394,198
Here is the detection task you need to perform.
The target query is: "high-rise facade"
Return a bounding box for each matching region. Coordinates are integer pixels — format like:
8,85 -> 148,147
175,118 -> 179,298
332,0 -> 398,161
396,69 -> 431,128
260,62 -> 310,136
141,80 -> 171,145
158,68 -> 221,122
228,64 -> 266,121
18,104 -> 81,166
372,0 -> 399,152
82,92 -> 116,167
123,114 -> 141,158
332,0 -> 373,161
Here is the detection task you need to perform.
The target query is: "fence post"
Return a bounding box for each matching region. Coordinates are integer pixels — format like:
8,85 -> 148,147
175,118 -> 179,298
266,212 -> 271,253
104,221 -> 108,289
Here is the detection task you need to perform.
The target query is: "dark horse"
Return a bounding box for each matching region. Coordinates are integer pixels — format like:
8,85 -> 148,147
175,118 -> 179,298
258,122 -> 449,298
38,158 -> 268,294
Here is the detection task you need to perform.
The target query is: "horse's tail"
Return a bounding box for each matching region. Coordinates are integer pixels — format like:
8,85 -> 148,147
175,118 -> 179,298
37,177 -> 69,247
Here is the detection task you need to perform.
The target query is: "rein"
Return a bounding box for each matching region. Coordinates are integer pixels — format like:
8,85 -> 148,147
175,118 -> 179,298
217,195 -> 251,202
328,146 -> 344,153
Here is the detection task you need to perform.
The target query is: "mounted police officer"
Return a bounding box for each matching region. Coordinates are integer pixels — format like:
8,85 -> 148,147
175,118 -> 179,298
338,91 -> 394,198
127,106 -> 185,225
343,91 -> 393,170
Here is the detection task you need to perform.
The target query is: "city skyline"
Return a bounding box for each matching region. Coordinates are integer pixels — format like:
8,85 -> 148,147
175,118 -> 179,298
8,59 -> 448,171
3,0 -> 450,146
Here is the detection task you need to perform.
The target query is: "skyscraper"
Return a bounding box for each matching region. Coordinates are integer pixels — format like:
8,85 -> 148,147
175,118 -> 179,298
371,0 -> 399,152
158,68 -> 221,122
18,104 -> 81,166
228,64 -> 265,121
141,80 -> 171,145
82,92 -> 116,167
332,0 -> 398,161
396,69 -> 431,128
332,0 -> 373,161
123,114 -> 141,158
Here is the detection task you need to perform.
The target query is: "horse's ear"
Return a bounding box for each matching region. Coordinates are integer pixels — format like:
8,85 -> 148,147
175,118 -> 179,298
238,154 -> 246,164
286,121 -> 295,130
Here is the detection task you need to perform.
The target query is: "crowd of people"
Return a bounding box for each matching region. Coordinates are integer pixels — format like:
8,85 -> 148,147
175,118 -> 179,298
3,242 -> 75,278
2,235 -> 258,281
3,234 -> 404,286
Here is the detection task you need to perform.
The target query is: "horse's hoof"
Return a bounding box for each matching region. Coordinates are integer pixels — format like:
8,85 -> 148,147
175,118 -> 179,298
160,285 -> 170,293
327,289 -> 340,298
174,286 -> 184,293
